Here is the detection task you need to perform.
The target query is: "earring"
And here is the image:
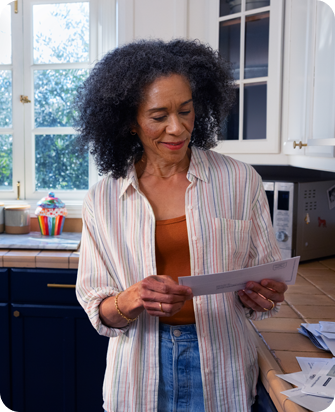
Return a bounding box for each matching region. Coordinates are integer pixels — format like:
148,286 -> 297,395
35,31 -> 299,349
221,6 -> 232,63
130,131 -> 136,136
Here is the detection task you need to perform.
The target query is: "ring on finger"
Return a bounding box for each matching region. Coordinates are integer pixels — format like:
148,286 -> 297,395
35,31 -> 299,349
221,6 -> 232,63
159,302 -> 164,313
263,298 -> 275,311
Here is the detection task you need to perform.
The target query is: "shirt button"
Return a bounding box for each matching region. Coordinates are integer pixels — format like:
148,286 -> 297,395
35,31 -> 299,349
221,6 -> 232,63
193,236 -> 197,241
188,205 -> 193,210
173,329 -> 181,337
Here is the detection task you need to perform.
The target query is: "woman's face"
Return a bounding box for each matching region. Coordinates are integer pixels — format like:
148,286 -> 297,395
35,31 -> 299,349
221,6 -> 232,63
132,74 -> 195,164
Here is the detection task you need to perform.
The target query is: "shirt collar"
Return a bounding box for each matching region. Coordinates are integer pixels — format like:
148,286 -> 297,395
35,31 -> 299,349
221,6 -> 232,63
119,164 -> 139,198
118,146 -> 209,199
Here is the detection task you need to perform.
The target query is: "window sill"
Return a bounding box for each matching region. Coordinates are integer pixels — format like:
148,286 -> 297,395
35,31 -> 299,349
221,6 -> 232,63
1,200 -> 83,219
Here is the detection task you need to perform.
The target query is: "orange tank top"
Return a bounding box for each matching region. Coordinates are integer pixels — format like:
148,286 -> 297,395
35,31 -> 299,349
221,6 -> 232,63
155,215 -> 195,325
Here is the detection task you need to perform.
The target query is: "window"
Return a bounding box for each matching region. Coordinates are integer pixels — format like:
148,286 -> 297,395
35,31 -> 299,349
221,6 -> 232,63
209,0 -> 283,154
0,0 -> 115,203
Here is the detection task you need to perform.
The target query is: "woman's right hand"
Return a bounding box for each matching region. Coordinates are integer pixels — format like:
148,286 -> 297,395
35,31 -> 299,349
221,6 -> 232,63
99,276 -> 193,328
138,275 -> 193,317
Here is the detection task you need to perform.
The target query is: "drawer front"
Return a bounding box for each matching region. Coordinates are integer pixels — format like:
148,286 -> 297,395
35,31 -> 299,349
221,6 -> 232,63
0,268 -> 9,302
11,268 -> 79,305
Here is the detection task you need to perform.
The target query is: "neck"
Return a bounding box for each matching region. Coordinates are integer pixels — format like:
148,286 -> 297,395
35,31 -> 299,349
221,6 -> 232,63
136,149 -> 191,179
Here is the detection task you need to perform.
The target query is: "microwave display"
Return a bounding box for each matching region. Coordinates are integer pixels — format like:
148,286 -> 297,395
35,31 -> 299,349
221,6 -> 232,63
278,191 -> 290,211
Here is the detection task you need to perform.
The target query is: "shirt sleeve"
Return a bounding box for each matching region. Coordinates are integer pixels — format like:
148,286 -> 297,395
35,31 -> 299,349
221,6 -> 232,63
244,172 -> 283,321
76,190 -> 130,337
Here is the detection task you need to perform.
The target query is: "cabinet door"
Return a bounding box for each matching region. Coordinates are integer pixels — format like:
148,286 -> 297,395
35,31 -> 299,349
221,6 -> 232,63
282,0 -> 335,157
0,303 -> 11,409
209,0 -> 284,154
11,304 -> 108,412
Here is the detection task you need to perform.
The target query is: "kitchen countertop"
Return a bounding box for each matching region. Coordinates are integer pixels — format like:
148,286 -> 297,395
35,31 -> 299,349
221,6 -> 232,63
250,257 -> 335,412
1,249 -> 334,411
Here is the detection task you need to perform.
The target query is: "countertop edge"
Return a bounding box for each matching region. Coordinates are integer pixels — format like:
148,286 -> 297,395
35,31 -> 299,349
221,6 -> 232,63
247,321 -> 308,412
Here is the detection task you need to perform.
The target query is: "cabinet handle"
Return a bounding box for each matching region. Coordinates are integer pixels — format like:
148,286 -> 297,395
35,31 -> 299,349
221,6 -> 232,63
47,284 -> 76,289
13,311 -> 20,317
293,141 -> 308,149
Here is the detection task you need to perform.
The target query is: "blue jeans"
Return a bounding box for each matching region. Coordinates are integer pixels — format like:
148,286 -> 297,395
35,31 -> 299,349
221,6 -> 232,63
158,323 -> 205,412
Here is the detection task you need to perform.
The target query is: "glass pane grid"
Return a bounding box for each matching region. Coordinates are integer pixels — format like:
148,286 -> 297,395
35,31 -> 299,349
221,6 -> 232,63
218,0 -> 269,141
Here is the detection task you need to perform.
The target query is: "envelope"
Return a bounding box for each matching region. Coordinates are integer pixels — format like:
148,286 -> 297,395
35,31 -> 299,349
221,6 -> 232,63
302,358 -> 335,399
281,388 -> 334,412
178,257 -> 300,296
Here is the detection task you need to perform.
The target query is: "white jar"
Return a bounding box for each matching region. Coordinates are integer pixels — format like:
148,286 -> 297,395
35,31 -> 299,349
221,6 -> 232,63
5,205 -> 31,234
0,203 -> 4,233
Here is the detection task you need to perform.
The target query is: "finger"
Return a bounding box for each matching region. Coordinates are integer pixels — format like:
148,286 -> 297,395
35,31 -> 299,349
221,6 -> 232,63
260,279 -> 288,293
141,288 -> 192,304
245,281 -> 285,303
241,288 -> 277,310
238,290 -> 270,312
142,276 -> 193,296
144,301 -> 184,317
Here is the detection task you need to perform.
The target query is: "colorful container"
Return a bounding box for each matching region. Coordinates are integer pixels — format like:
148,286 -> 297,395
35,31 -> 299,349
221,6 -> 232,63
35,192 -> 67,236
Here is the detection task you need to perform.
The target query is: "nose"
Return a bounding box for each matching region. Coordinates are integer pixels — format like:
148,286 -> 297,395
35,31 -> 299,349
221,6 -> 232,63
166,114 -> 185,136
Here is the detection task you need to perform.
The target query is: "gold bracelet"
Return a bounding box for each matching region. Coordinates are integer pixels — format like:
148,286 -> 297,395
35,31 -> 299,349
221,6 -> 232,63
114,291 -> 139,324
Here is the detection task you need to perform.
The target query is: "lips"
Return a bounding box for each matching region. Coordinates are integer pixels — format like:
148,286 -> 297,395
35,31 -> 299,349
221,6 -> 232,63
160,141 -> 186,150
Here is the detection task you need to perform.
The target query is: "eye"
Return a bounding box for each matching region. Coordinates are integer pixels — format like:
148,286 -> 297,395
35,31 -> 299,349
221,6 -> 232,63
180,111 -> 191,115
152,116 -> 166,122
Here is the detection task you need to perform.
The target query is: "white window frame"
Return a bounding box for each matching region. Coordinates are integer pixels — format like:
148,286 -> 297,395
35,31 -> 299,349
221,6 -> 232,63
206,0 -> 284,155
1,0 -> 116,208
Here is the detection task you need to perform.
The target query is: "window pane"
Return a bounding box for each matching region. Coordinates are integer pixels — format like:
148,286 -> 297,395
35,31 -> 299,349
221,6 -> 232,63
243,82 -> 267,140
219,19 -> 241,80
0,5 -> 12,64
244,12 -> 269,79
35,134 -> 88,191
0,134 -> 13,190
245,0 -> 270,11
34,69 -> 89,128
220,0 -> 241,16
219,87 -> 239,140
33,3 -> 89,64
0,70 -> 12,128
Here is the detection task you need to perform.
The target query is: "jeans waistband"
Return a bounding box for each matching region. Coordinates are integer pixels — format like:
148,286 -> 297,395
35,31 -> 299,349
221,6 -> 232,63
159,322 -> 198,341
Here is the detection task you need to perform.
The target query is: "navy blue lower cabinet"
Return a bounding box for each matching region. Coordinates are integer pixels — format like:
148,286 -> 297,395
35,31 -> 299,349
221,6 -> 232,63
11,304 -> 108,412
0,303 -> 11,409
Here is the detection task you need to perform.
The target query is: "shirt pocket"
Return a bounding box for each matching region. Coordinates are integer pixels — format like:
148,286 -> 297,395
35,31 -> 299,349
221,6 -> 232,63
204,218 -> 252,273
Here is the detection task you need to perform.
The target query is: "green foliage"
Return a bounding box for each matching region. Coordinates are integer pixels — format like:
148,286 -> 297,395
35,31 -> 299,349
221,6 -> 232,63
35,134 -> 88,190
0,71 -> 12,127
34,69 -> 88,128
0,135 -> 13,189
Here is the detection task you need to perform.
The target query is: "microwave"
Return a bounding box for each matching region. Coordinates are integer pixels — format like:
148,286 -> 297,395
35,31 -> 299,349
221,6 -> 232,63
253,166 -> 335,262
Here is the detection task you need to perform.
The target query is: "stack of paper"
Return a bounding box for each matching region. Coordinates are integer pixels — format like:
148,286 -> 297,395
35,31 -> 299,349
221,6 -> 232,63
277,357 -> 335,411
298,322 -> 335,356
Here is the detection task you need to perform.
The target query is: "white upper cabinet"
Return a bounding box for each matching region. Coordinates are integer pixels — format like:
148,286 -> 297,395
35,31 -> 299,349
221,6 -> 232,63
282,0 -> 335,157
205,0 -> 284,154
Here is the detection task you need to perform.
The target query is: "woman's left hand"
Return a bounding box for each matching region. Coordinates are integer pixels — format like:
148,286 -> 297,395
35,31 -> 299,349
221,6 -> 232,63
237,279 -> 288,312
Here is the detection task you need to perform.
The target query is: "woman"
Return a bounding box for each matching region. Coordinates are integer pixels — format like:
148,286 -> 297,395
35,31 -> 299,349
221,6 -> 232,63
75,39 -> 287,412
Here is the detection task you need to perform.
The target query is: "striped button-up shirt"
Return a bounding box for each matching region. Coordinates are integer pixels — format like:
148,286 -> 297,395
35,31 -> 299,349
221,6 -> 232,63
76,147 -> 281,412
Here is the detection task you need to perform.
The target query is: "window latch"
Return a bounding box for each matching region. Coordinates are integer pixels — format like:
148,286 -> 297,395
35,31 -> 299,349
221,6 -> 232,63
20,95 -> 31,104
